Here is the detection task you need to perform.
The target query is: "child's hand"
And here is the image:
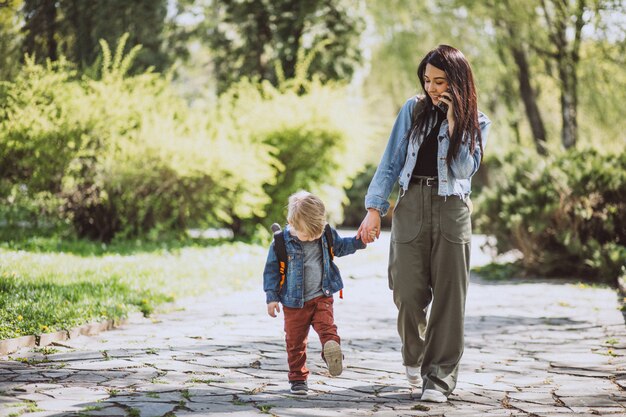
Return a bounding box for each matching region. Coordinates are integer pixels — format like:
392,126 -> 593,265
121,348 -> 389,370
267,302 -> 281,318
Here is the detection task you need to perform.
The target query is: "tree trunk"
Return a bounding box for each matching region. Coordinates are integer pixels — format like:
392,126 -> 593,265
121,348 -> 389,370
44,0 -> 57,61
510,44 -> 547,154
559,60 -> 578,149
539,0 -> 584,149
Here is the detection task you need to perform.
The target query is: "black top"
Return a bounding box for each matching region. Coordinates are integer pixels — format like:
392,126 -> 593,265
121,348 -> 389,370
413,111 -> 444,177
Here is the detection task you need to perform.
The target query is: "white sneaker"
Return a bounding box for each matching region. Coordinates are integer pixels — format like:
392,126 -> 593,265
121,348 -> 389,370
420,389 -> 447,403
405,366 -> 420,386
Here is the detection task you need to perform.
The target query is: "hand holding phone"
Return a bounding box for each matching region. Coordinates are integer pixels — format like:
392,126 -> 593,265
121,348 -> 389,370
437,88 -> 451,113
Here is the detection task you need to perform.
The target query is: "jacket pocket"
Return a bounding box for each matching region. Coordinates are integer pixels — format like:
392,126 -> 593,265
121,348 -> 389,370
440,196 -> 471,244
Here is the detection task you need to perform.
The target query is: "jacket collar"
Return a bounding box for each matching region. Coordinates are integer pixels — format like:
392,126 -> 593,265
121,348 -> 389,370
283,224 -> 296,244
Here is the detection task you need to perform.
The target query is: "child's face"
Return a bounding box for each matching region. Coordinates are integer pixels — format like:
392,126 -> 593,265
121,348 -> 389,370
289,224 -> 322,241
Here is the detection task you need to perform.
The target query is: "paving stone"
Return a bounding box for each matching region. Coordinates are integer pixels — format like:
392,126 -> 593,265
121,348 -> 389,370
559,395 -> 622,408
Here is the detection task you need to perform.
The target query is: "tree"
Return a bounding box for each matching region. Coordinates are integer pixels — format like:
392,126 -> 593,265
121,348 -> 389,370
536,0 -> 586,149
181,0 -> 366,93
21,0 -> 170,72
0,0 -> 23,81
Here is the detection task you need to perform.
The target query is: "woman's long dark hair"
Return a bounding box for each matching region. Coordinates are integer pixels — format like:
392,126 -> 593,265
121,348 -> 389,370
410,45 -> 482,166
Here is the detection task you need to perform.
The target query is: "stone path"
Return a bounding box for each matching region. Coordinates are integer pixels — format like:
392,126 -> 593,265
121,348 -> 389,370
1,233 -> 625,417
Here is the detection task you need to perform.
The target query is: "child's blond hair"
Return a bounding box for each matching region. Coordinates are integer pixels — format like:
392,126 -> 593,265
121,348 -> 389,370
287,191 -> 326,239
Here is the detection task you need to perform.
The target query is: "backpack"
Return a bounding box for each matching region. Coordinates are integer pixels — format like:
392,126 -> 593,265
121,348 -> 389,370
271,223 -> 342,298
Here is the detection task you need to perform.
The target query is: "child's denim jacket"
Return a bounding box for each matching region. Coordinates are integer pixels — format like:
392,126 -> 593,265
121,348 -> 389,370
365,95 -> 491,216
263,225 -> 366,308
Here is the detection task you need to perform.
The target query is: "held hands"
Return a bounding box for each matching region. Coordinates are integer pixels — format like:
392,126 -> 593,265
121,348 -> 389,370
357,208 -> 381,244
267,302 -> 280,318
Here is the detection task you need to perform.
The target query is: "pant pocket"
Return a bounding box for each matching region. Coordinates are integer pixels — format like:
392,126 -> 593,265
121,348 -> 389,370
391,193 -> 422,243
440,197 -> 471,244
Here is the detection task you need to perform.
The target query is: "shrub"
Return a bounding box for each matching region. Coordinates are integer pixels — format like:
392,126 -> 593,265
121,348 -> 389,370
0,37 -> 373,241
218,77 -> 373,236
340,164 -> 397,229
475,148 -> 626,284
0,39 -> 276,241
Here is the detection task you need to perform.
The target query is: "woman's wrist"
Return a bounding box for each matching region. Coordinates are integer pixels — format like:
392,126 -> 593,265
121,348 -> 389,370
367,208 -> 381,217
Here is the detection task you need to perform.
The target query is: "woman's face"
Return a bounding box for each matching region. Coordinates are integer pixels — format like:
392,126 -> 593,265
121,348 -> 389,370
423,63 -> 449,105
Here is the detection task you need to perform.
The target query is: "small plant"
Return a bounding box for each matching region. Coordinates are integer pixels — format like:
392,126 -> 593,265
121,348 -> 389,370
257,404 -> 275,414
83,405 -> 103,411
33,346 -> 60,355
411,404 -> 430,411
181,389 -> 191,401
232,395 -> 247,406
146,392 -> 160,398
127,408 -> 140,417
145,348 -> 159,355
12,357 -> 50,365
606,338 -> 618,346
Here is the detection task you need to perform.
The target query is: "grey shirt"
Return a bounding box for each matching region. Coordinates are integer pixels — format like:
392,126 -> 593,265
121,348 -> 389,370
301,238 -> 324,302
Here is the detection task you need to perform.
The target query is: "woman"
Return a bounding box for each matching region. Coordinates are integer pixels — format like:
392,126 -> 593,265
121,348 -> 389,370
357,45 -> 491,402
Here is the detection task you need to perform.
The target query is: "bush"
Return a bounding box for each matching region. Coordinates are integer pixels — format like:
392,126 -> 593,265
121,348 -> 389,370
0,40 -> 276,241
475,148 -> 626,284
218,77 -> 373,236
340,164 -> 397,229
0,37 -> 373,241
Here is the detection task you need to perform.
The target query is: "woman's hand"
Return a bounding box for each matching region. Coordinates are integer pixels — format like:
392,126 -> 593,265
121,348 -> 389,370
357,208 -> 382,244
439,91 -> 455,136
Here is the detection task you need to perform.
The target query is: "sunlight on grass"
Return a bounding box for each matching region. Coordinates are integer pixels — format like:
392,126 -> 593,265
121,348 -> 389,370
0,241 -> 266,339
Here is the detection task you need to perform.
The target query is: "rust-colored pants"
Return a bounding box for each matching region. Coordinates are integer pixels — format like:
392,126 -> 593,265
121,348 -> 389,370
283,295 -> 340,381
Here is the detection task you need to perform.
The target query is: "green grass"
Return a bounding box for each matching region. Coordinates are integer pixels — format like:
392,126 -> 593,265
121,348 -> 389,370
0,232 -> 266,340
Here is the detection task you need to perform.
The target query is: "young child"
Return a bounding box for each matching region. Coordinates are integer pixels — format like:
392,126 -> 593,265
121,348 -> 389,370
263,191 -> 367,395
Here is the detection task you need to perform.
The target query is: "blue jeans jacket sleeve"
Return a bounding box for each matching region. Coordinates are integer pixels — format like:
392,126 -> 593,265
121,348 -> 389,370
365,98 -> 415,216
447,114 -> 491,179
262,241 -> 281,304
330,227 -> 367,257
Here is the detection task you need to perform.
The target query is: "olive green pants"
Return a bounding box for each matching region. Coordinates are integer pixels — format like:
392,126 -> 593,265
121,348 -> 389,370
388,182 -> 471,396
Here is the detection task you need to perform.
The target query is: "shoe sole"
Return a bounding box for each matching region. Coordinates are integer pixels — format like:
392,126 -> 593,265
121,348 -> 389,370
289,389 -> 308,395
323,340 -> 343,377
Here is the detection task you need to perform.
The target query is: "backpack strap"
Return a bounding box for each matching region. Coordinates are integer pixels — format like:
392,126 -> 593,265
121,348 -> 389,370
323,224 -> 343,299
323,223 -> 334,260
272,227 -> 288,291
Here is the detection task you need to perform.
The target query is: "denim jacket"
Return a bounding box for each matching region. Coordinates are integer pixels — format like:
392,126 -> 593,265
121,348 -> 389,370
263,225 -> 366,308
365,95 -> 492,216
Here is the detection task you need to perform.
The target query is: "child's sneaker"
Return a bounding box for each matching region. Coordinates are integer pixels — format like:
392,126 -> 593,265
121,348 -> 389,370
406,365 -> 420,387
420,389 -> 447,403
289,380 -> 308,395
323,340 -> 343,377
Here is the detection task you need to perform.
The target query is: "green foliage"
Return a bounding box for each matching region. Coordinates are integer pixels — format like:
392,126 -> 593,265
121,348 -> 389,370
21,0 -> 170,72
188,0 -> 365,93
472,262 -> 524,281
0,0 -> 22,81
1,28 -> 372,241
216,76 -> 373,236
340,164 -> 397,228
475,148 -> 626,284
0,36 -> 282,241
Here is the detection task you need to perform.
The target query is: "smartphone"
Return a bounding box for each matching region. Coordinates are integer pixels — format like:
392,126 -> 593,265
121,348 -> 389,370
437,89 -> 450,112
